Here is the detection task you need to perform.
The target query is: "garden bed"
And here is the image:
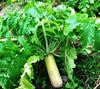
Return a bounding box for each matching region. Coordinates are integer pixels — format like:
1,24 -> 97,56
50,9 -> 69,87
0,0 -> 100,89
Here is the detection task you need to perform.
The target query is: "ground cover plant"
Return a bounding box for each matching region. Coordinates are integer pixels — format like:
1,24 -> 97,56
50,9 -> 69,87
65,0 -> 100,16
0,0 -> 100,89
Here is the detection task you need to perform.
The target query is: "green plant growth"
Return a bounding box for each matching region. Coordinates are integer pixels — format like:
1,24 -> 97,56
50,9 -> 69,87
65,0 -> 100,16
0,1 -> 100,89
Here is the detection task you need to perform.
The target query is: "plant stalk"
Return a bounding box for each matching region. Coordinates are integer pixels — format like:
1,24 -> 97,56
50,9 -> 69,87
42,23 -> 49,53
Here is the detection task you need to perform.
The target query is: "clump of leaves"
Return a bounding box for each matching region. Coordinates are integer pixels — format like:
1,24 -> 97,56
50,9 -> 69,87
0,1 -> 100,89
65,0 -> 100,16
71,53 -> 100,89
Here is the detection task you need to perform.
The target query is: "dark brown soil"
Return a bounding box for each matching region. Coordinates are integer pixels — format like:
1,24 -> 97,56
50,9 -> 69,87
35,75 -> 68,89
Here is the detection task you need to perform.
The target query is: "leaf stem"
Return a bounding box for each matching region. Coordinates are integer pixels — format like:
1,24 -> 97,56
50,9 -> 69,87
51,41 -> 62,53
43,13 -> 50,28
65,38 -> 69,67
42,22 -> 49,53
66,38 -> 69,47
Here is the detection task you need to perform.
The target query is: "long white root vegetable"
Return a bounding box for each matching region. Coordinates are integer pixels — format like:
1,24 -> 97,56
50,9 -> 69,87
45,54 -> 63,88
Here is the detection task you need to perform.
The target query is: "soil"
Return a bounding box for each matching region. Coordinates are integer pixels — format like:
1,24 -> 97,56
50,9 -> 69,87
35,75 -> 68,89
46,76 -> 68,89
0,3 -> 20,17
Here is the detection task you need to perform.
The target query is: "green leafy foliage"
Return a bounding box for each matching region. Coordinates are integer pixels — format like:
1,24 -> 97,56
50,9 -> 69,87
0,1 -> 100,89
64,13 -> 96,47
0,41 -> 27,89
66,0 -> 100,16
94,30 -> 100,51
17,56 -> 39,89
24,3 -> 43,18
65,81 -> 78,89
73,53 -> 100,89
17,78 -> 35,89
65,48 -> 77,79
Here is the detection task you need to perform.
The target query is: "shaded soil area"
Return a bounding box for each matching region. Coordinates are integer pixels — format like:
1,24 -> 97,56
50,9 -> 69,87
0,3 -> 20,17
32,60 -> 69,89
39,76 -> 68,89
